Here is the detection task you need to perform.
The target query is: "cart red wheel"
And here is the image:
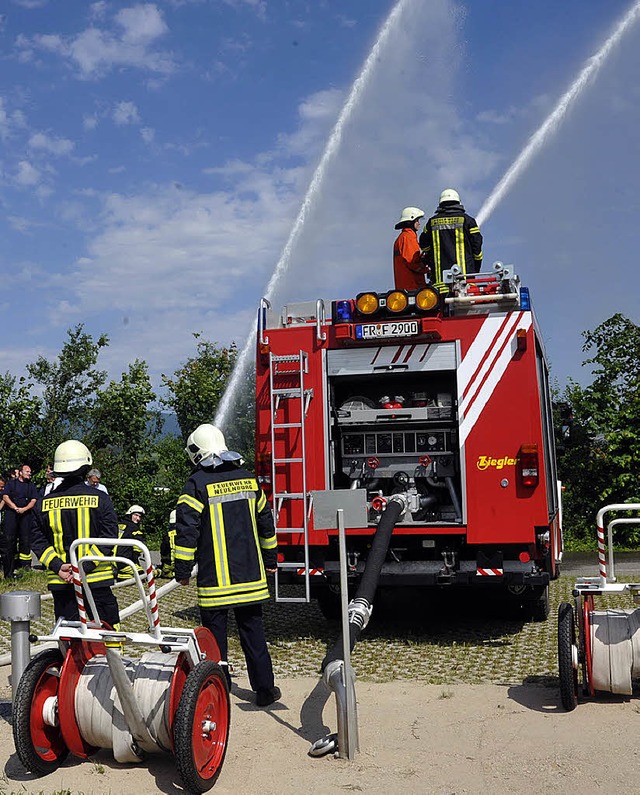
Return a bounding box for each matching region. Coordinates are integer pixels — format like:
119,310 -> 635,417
583,594 -> 595,696
58,640 -> 104,758
558,602 -> 579,711
195,626 -> 222,663
12,648 -> 68,775
174,660 -> 230,793
168,651 -> 192,745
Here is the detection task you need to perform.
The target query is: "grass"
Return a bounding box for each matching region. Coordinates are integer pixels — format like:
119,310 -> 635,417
0,569 -> 49,595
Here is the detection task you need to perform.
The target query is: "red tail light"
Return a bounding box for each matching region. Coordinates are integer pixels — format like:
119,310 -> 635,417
518,444 -> 539,487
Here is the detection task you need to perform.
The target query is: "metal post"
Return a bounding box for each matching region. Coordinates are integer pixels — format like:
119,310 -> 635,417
0,591 -> 41,703
337,509 -> 359,759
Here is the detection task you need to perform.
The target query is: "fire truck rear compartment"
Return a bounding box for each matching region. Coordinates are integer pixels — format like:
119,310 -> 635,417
330,368 -> 462,525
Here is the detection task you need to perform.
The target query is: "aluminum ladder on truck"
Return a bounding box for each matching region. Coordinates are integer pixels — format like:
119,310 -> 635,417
269,350 -> 313,603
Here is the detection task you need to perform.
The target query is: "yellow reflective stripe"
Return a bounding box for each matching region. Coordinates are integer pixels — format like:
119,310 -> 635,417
175,545 -> 196,561
40,547 -> 58,568
247,495 -> 265,580
469,226 -> 480,233
455,226 -> 465,274
198,588 -> 270,608
50,508 -> 64,558
433,229 -> 441,284
178,494 -> 204,513
257,492 -> 266,511
19,553 -> 32,561
474,252 -> 483,260
198,577 -> 266,596
210,501 -> 231,587
260,535 -> 277,550
77,506 -> 92,562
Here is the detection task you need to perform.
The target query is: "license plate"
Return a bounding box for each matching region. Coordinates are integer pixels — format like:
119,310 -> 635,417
356,321 -> 419,340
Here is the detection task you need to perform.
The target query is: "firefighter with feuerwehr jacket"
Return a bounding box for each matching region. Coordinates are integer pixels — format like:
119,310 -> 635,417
175,423 -> 281,708
30,439 -> 120,629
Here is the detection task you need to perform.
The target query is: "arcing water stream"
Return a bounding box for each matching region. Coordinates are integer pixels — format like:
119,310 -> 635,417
216,0 -> 640,433
214,0 -> 411,430
477,0 -> 640,226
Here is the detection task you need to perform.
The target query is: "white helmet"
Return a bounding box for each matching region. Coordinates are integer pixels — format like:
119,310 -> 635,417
169,509 -> 176,524
126,504 -> 145,516
395,206 -> 425,229
53,440 -> 92,476
439,188 -> 460,204
185,423 -> 227,465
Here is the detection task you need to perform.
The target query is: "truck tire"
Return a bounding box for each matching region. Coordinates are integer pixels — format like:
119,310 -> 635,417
526,584 -> 550,622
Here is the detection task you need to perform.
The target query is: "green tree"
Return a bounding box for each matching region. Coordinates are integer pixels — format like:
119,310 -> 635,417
26,324 -> 109,461
558,314 -> 640,547
88,360 -> 167,540
161,336 -> 237,437
0,373 -> 42,472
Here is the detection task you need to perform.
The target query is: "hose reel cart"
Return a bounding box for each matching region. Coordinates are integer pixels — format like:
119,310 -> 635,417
558,503 -> 640,711
12,538 -> 230,793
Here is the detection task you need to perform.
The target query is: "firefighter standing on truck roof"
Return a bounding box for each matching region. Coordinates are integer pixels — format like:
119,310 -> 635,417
175,423 -> 281,708
393,206 -> 430,291
419,189 -> 483,292
30,440 -> 120,629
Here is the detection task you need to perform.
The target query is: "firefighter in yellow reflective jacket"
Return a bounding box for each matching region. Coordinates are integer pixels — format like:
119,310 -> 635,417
419,188 -> 483,292
114,505 -> 146,581
175,424 -> 281,707
30,440 -> 120,629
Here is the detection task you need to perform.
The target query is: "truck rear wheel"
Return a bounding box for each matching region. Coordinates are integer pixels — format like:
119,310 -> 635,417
525,584 -> 550,622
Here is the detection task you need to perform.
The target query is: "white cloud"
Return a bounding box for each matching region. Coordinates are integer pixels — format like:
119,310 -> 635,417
15,160 -> 40,186
18,3 -> 174,78
83,113 -> 99,131
0,97 -> 26,140
113,100 -> 141,125
221,0 -> 266,20
28,131 -> 75,156
141,126 -> 155,143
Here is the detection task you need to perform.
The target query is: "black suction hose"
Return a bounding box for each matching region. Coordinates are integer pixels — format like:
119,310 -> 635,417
321,498 -> 403,671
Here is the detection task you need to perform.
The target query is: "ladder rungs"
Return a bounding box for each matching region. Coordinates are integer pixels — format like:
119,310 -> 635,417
276,527 -> 306,533
272,354 -> 303,363
273,422 -> 302,429
273,457 -> 303,463
274,492 -> 305,499
275,596 -> 311,604
277,561 -> 308,568
272,388 -> 302,396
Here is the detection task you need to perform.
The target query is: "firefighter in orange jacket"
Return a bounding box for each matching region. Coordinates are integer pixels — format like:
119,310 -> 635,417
175,423 -> 281,708
419,188 -> 483,292
393,206 -> 430,290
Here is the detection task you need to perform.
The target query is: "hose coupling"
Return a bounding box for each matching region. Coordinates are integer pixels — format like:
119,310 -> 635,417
348,597 -> 372,631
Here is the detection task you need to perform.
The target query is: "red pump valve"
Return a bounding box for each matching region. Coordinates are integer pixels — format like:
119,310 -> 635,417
367,457 -> 380,470
418,455 -> 432,468
371,496 -> 387,513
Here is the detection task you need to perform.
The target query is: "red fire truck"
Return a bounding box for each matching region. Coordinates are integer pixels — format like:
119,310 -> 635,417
255,263 -> 562,620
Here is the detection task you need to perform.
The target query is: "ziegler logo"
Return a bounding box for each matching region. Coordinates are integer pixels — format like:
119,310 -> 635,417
476,455 -> 517,471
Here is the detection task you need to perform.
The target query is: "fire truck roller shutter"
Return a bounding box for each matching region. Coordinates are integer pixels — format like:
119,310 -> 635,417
326,342 -> 456,376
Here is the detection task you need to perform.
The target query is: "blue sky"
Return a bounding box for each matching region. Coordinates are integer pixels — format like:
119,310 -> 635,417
1,0 -> 639,396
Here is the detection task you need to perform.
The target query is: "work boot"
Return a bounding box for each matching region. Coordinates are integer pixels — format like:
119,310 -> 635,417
255,686 -> 281,707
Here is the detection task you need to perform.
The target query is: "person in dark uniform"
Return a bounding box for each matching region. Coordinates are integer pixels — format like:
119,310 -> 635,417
114,504 -> 146,581
419,188 -> 483,292
30,439 -> 120,629
175,423 -> 281,707
159,508 -> 177,578
2,464 -> 38,576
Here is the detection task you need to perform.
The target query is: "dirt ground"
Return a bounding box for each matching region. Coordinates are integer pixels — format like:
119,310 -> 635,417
3,672 -> 640,795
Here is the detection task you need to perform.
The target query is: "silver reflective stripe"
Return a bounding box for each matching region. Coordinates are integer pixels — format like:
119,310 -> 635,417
210,502 -> 230,587
208,491 -> 252,505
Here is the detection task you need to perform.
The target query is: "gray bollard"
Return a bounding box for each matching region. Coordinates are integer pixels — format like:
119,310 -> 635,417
0,591 -> 41,703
